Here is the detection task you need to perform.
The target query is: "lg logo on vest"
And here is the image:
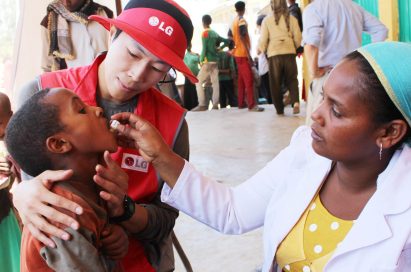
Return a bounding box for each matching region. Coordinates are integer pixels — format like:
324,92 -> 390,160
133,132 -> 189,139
121,153 -> 149,173
148,16 -> 173,36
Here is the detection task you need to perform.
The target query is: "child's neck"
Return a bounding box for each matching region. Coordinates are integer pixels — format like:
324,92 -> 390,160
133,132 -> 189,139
54,153 -> 103,203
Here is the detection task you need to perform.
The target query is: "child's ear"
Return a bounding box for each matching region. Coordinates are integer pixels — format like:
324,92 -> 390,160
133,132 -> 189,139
46,135 -> 72,154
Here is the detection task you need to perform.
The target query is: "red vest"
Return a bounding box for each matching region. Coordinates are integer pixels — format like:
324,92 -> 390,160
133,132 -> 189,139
40,54 -> 186,272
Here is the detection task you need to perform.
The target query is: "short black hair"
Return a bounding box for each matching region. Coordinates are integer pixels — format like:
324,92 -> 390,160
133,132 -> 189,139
235,1 -> 245,11
202,14 -> 212,25
5,89 -> 66,177
344,51 -> 411,145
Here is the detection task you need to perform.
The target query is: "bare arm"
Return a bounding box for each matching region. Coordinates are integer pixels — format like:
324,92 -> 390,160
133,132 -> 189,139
304,44 -> 327,78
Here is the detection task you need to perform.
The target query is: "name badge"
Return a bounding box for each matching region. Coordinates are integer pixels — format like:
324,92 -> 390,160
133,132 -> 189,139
121,153 -> 149,173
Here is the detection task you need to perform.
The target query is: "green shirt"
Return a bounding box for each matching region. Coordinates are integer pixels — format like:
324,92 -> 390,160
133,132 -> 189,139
183,52 -> 200,76
0,210 -> 21,272
200,28 -> 230,63
217,51 -> 236,81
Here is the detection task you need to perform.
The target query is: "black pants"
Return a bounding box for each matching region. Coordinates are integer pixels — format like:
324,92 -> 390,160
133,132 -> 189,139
259,72 -> 272,104
219,79 -> 238,108
183,77 -> 199,110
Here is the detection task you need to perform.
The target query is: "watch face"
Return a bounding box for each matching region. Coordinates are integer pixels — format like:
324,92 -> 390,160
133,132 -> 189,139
126,195 -> 135,214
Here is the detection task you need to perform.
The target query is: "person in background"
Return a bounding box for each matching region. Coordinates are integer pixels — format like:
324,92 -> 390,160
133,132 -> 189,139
229,1 -> 264,112
7,88 -> 124,271
256,15 -> 272,105
111,41 -> 411,272
218,48 -> 238,108
0,92 -> 21,272
183,43 -> 200,110
287,0 -> 302,32
258,0 -> 301,115
303,0 -> 388,125
41,0 -> 113,72
13,1 -> 197,271
192,14 -> 230,111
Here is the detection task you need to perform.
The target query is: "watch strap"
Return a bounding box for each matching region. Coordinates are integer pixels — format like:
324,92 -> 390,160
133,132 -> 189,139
109,195 -> 135,223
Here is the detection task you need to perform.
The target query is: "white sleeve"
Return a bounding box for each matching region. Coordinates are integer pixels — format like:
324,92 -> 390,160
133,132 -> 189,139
302,5 -> 323,47
162,126 -> 309,234
361,7 -> 388,42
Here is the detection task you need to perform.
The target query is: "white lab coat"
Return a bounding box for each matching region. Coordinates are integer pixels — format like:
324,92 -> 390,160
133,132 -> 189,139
162,126 -> 411,271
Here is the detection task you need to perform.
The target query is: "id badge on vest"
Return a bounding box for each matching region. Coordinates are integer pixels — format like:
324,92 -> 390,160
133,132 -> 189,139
121,153 -> 149,173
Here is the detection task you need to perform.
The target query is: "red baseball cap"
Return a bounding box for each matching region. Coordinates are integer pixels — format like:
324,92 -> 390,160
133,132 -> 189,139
90,0 -> 198,83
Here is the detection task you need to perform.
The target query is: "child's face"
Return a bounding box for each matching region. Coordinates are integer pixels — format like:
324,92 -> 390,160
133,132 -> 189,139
45,88 -> 118,154
0,111 -> 12,140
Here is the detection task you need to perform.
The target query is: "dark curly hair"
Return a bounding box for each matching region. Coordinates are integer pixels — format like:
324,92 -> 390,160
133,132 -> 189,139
344,50 -> 411,146
5,89 -> 66,177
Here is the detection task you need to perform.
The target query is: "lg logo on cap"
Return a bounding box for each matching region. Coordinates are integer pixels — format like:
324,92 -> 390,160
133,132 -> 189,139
148,16 -> 173,36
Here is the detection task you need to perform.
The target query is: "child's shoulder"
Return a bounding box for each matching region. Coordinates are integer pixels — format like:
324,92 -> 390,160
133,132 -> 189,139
52,185 -> 91,210
51,185 -> 105,231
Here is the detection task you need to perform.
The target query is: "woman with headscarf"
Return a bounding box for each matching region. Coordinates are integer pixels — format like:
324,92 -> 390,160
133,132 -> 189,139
112,41 -> 411,271
258,0 -> 302,115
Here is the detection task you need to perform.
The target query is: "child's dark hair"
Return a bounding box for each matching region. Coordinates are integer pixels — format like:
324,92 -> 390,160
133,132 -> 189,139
345,50 -> 411,145
5,89 -> 66,177
235,1 -> 245,12
202,15 -> 212,26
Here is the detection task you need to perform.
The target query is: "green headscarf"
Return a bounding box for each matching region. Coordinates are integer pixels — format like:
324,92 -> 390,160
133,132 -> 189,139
358,42 -> 411,145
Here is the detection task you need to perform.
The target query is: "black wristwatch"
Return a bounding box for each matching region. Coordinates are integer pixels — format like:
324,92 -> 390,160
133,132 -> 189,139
109,195 -> 135,223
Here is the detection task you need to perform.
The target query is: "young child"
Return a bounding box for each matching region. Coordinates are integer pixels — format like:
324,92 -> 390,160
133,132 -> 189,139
0,92 -> 21,272
5,88 -> 124,271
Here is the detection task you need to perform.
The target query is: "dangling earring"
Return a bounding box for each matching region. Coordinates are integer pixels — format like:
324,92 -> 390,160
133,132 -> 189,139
379,143 -> 383,161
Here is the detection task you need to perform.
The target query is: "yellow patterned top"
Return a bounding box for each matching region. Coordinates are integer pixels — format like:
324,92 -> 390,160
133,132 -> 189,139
276,194 -> 354,272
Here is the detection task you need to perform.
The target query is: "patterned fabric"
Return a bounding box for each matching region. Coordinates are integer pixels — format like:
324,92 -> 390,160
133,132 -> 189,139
276,194 -> 353,272
43,0 -> 113,70
358,42 -> 411,138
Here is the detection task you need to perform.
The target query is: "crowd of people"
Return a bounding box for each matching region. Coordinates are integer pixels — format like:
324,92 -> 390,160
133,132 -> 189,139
1,0 -> 410,271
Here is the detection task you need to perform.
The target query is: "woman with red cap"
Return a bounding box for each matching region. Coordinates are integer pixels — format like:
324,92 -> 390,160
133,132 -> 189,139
13,0 -> 197,271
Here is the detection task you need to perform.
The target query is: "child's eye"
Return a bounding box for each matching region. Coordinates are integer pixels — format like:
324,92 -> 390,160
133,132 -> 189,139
331,105 -> 341,118
79,108 -> 86,114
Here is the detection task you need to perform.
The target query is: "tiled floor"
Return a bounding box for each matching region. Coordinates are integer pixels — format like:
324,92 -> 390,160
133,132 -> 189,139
173,103 -> 306,272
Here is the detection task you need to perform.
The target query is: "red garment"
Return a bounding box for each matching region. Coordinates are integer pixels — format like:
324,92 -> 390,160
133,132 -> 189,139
234,57 -> 255,109
40,53 -> 186,271
21,186 -> 123,272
